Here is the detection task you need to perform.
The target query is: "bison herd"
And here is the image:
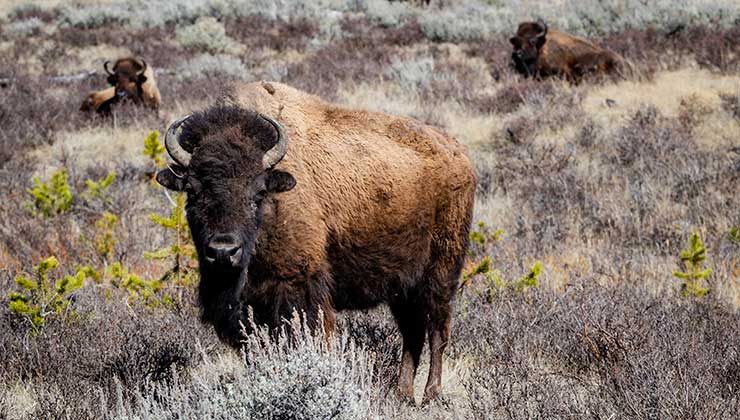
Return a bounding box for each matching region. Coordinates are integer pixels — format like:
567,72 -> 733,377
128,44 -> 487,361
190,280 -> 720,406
78,21 -> 625,403
79,21 -> 623,116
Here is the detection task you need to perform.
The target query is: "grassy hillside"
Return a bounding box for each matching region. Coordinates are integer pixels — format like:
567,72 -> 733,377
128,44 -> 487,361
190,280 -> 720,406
0,0 -> 739,418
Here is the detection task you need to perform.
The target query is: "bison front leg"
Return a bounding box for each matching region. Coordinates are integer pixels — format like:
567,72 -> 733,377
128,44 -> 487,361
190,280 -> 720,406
391,300 -> 428,403
252,273 -> 336,340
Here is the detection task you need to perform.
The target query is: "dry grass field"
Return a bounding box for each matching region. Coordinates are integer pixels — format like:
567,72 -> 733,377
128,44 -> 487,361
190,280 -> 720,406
0,0 -> 739,418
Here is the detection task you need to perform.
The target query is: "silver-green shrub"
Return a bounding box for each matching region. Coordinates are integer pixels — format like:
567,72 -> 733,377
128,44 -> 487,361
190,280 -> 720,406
175,17 -> 244,54
118,317 -> 378,419
175,54 -> 250,81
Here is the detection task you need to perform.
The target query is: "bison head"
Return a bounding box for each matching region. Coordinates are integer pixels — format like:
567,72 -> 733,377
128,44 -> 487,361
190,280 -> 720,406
510,20 -> 548,77
156,106 -> 295,280
104,58 -> 148,102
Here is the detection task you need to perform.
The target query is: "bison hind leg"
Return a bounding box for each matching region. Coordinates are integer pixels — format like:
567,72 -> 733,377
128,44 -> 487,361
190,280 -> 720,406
390,296 -> 428,404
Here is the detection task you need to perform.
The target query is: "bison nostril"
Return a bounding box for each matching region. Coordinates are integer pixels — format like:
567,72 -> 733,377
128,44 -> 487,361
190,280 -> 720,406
205,234 -> 242,266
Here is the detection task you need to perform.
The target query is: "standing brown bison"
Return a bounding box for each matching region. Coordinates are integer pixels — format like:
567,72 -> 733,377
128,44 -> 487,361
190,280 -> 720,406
510,20 -> 623,82
103,57 -> 161,109
156,81 -> 476,403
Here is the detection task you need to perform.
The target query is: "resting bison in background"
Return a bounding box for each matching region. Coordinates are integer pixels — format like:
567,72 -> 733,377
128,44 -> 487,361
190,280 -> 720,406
510,20 -> 623,82
156,81 -> 476,403
79,87 -> 115,114
103,57 -> 161,109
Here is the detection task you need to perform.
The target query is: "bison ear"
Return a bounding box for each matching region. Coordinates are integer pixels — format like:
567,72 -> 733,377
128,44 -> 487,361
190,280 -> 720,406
106,75 -> 116,86
156,167 -> 186,191
509,37 -> 520,47
137,74 -> 148,85
266,170 -> 296,193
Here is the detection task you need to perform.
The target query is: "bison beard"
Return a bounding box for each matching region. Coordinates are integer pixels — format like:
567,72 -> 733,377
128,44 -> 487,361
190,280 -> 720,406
156,82 -> 476,404
198,264 -> 248,347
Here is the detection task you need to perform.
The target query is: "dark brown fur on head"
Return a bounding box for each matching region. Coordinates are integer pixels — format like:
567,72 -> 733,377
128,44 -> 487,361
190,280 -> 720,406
157,105 -> 296,345
510,20 -> 548,77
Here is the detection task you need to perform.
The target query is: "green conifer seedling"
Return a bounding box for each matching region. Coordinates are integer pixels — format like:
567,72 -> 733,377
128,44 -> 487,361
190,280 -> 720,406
729,227 -> 740,245
143,130 -> 166,168
673,232 -> 711,297
83,170 -> 116,205
9,256 -> 89,333
27,169 -> 73,217
512,261 -> 542,293
145,194 -> 198,287
94,212 -> 118,263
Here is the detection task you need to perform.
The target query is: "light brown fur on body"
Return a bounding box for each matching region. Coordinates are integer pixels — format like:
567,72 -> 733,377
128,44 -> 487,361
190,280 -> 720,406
540,30 -> 621,80
233,82 -> 476,402
511,21 -> 623,82
159,81 -> 476,404
79,87 -> 115,113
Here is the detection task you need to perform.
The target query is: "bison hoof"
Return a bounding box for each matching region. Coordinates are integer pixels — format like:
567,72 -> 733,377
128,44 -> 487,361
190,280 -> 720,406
422,385 -> 441,405
396,386 -> 416,405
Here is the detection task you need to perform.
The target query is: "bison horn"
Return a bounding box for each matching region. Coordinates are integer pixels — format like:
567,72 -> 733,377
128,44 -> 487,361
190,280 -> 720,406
164,115 -> 192,167
259,113 -> 289,169
104,60 -> 113,75
137,59 -> 148,76
536,19 -> 548,37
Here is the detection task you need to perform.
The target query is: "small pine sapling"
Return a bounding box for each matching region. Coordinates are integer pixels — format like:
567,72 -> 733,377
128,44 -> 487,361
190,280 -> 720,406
9,256 -> 90,333
468,221 -> 504,256
146,194 -> 198,290
512,261 -> 543,293
83,170 -> 116,206
729,227 -> 740,246
107,262 -> 161,304
142,130 -> 166,170
94,212 -> 118,269
673,232 -> 711,297
27,169 -> 73,217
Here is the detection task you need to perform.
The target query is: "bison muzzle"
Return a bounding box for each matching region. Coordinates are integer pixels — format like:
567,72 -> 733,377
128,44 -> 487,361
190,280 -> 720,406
156,81 -> 476,404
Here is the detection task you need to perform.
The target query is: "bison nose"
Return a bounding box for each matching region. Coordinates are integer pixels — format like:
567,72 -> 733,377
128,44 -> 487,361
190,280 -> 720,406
205,234 -> 243,266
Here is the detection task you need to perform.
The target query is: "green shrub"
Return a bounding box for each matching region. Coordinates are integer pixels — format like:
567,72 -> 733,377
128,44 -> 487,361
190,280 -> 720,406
729,227 -> 740,245
9,256 -> 91,333
145,194 -> 198,287
175,54 -> 250,82
27,169 -> 73,218
108,262 -> 162,304
512,261 -> 542,293
83,170 -> 116,205
673,232 -> 711,297
469,221 -> 504,252
175,16 -> 243,54
142,130 -> 165,169
94,212 -> 118,264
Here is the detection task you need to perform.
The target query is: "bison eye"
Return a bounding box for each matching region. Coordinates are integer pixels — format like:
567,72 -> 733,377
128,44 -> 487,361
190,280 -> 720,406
254,190 -> 267,203
184,178 -> 200,194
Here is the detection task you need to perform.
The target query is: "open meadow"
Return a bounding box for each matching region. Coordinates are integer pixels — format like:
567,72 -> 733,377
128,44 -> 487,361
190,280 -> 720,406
0,0 -> 739,418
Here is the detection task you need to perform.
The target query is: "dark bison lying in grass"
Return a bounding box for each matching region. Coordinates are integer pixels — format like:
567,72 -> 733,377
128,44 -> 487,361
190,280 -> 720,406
510,20 -> 624,82
156,81 -> 476,403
